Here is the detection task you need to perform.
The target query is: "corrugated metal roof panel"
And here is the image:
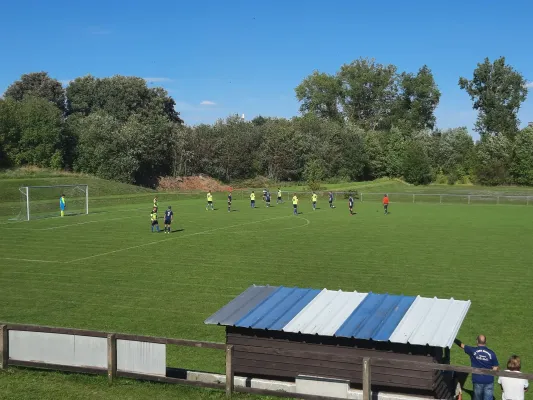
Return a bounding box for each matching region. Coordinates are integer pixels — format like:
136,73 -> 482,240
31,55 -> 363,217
205,286 -> 470,348
336,294 -> 417,340
429,299 -> 470,348
283,290 -> 368,335
371,296 -> 417,341
388,296 -> 471,348
246,287 -> 322,330
204,285 -> 278,326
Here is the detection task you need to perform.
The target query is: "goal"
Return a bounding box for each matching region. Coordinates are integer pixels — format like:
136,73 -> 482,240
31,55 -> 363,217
17,185 -> 89,221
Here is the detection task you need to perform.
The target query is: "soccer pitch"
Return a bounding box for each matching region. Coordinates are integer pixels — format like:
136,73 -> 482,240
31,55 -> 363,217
1,194 -> 532,399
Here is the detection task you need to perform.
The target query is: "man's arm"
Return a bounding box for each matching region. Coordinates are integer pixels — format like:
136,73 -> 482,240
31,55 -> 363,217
454,338 -> 465,349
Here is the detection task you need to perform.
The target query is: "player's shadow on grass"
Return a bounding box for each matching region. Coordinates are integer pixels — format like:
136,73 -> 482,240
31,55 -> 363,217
171,228 -> 184,233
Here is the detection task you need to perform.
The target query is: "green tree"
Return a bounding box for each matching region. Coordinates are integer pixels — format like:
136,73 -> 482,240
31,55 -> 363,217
473,135 -> 512,185
509,127 -> 533,185
4,72 -> 66,114
0,97 -> 63,168
66,75 -> 183,124
396,65 -> 440,131
295,71 -> 342,121
402,140 -> 432,185
338,58 -> 398,130
459,57 -> 528,138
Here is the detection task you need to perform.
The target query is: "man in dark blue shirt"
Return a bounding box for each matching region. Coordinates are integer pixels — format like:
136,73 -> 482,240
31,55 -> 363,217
163,206 -> 173,234
455,335 -> 499,400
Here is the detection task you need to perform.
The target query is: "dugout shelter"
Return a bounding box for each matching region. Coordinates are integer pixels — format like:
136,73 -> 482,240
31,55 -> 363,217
205,285 -> 471,398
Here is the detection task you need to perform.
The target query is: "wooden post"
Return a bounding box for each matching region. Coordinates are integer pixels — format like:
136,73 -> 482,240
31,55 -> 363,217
363,357 -> 371,400
225,344 -> 234,398
107,333 -> 117,384
0,325 -> 8,369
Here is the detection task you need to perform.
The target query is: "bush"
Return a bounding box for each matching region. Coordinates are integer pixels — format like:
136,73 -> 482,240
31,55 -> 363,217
435,171 -> 447,184
402,141 -> 433,185
49,150 -> 63,170
307,181 -> 323,191
447,170 -> 458,185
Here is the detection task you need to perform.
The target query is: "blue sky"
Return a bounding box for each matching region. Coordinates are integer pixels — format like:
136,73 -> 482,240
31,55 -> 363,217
1,0 -> 532,136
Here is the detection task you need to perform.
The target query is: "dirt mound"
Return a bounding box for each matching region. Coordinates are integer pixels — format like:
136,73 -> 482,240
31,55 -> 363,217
157,175 -> 232,192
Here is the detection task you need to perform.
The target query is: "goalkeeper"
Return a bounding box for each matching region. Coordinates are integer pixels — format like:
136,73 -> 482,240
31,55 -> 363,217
60,194 -> 66,217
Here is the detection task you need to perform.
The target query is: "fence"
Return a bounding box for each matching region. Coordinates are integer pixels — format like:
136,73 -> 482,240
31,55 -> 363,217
1,323 -> 532,400
231,191 -> 533,206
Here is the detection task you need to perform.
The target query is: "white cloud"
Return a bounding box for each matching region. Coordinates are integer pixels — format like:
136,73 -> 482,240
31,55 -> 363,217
200,100 -> 216,106
143,77 -> 173,83
525,81 -> 533,88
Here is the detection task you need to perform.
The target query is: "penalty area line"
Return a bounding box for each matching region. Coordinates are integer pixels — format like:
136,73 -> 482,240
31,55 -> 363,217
66,215 -> 294,264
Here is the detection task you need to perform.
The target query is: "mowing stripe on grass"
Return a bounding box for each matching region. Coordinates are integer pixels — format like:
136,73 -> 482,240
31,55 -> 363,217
65,214 -> 296,264
0,257 -> 56,263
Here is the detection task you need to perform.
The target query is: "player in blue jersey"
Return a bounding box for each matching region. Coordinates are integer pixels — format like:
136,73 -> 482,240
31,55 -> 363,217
328,192 -> 335,208
227,191 -> 232,212
348,194 -> 355,216
265,191 -> 271,207
163,206 -> 173,233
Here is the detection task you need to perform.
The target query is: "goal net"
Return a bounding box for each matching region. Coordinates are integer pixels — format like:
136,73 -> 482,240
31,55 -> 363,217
17,185 -> 89,221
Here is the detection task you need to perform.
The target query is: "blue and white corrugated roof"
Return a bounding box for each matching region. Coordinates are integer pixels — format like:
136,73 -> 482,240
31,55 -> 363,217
205,285 -> 471,348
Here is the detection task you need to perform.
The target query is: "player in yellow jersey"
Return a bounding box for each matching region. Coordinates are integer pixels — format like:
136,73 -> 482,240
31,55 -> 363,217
292,194 -> 298,215
312,192 -> 318,211
250,191 -> 256,208
277,188 -> 283,204
206,191 -> 214,210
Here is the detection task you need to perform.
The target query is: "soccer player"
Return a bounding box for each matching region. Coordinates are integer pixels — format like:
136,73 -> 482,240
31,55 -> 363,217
153,196 -> 159,212
348,194 -> 355,216
227,191 -> 232,212
265,191 -> 271,207
277,188 -> 282,204
262,188 -> 267,202
60,194 -> 66,217
312,192 -> 318,211
164,206 -> 173,233
151,208 -> 160,233
250,191 -> 256,208
328,192 -> 335,208
383,194 -> 389,215
206,191 -> 214,211
292,193 -> 298,215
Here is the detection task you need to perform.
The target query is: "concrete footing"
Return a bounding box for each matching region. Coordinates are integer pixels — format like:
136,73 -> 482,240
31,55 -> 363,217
186,370 -> 437,399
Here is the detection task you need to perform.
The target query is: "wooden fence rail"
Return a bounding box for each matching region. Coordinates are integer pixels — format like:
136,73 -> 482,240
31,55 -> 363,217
1,323 -> 531,400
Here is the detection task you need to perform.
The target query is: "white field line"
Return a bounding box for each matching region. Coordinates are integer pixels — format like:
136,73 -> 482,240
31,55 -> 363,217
0,257 -> 56,263
4,215 -> 141,231
66,215 -> 293,264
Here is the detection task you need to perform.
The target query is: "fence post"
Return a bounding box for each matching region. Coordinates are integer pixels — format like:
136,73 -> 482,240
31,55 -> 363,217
226,345 -> 234,398
363,357 -> 371,400
412,194 -> 415,203
440,195 -> 442,204
107,333 -> 117,384
361,193 -> 363,202
497,196 -> 500,205
0,325 -> 8,369
468,195 -> 471,205
527,197 -> 530,206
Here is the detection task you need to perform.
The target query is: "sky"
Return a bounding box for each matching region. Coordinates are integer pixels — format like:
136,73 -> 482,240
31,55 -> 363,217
1,0 -> 532,137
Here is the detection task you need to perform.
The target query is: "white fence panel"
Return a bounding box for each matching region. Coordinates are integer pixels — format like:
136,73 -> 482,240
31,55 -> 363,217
9,331 -> 106,368
117,339 -> 166,376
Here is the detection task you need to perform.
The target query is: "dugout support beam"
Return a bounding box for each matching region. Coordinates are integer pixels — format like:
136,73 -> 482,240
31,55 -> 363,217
0,325 -> 8,369
107,333 -> 117,384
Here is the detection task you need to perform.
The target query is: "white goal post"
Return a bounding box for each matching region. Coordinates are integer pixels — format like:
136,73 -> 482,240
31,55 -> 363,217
18,184 -> 89,221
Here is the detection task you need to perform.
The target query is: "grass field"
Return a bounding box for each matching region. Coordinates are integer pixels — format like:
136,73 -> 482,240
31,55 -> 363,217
1,180 -> 532,399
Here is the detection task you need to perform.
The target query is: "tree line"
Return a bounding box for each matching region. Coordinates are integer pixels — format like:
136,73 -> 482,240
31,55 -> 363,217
0,57 -> 530,187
